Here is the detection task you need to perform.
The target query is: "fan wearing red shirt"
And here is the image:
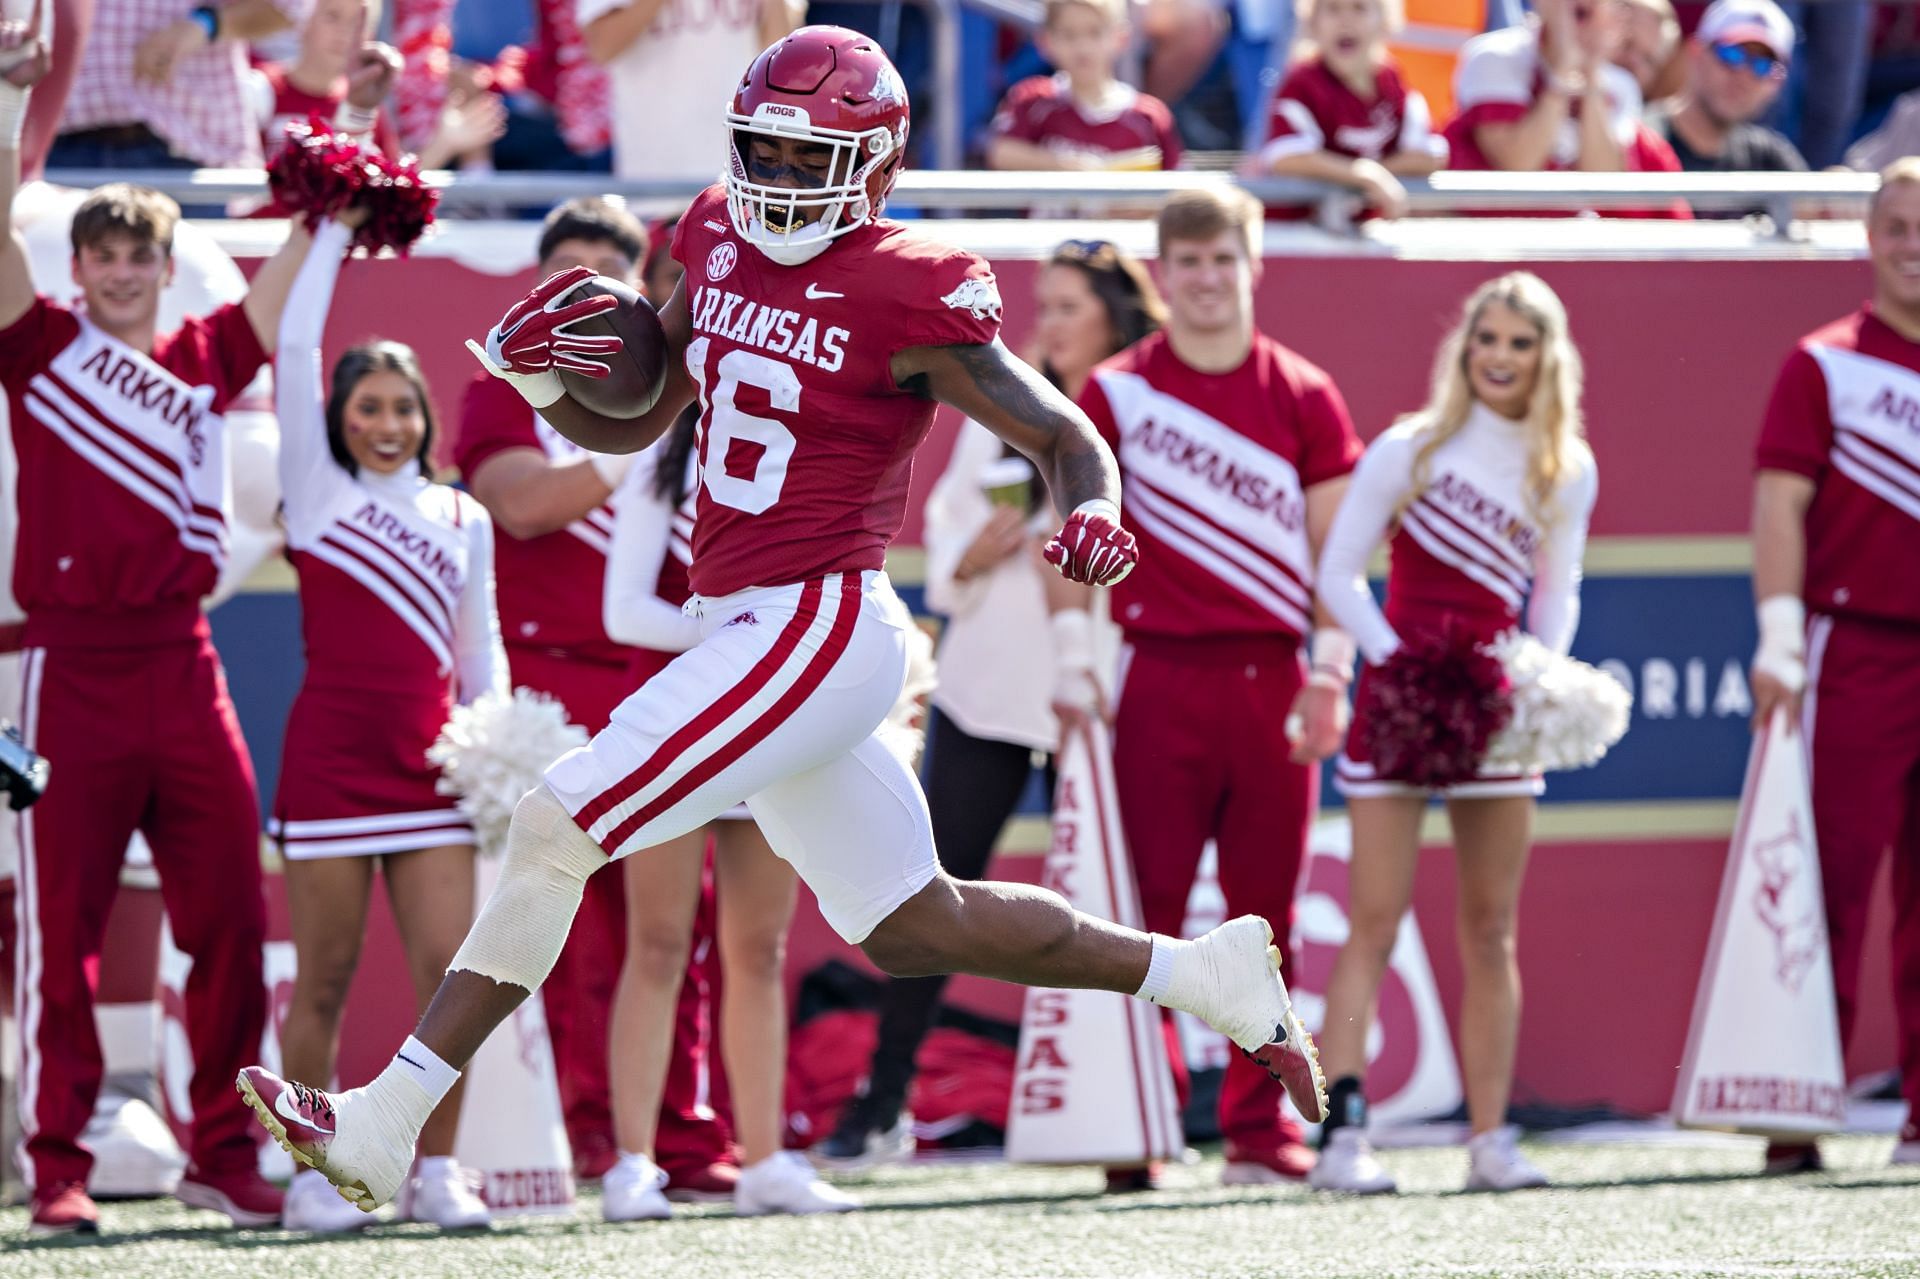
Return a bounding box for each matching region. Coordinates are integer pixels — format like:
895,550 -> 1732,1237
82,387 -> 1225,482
1443,0 -> 1681,177
0,28 -> 328,1236
452,197 -> 732,1195
987,0 -> 1183,173
1749,159 -> 1920,1176
1071,188 -> 1362,1185
1248,0 -> 1448,220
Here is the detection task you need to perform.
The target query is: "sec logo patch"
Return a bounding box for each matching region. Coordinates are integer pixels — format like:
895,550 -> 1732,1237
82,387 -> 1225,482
707,242 -> 738,282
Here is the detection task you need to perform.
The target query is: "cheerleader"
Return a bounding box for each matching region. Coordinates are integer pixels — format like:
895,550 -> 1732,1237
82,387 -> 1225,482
597,413 -> 857,1220
1311,272 -> 1597,1195
271,218 -> 505,1231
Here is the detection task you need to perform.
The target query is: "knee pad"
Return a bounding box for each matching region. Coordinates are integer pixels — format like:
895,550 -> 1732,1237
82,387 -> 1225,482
447,786 -> 607,991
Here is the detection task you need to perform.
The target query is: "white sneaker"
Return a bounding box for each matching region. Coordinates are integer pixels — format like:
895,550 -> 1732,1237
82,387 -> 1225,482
1465,1126 -> 1548,1191
603,1153 -> 673,1222
734,1152 -> 859,1216
1308,1129 -> 1397,1195
236,1067 -> 417,1212
283,1169 -> 376,1232
398,1158 -> 492,1229
1165,917 -> 1327,1123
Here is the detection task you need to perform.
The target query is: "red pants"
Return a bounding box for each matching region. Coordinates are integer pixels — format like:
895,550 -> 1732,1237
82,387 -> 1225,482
1805,613 -> 1920,1139
505,645 -> 730,1171
14,635 -> 266,1188
1111,633 -> 1315,1151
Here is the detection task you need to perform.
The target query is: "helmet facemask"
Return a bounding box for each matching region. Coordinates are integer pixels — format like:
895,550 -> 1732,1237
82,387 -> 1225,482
724,103 -> 902,267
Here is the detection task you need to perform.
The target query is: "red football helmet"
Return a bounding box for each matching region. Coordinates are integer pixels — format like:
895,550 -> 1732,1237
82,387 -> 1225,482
724,26 -> 910,266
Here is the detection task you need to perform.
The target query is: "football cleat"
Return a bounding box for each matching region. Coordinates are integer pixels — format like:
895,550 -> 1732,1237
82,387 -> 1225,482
1182,917 -> 1328,1124
236,1066 -> 412,1212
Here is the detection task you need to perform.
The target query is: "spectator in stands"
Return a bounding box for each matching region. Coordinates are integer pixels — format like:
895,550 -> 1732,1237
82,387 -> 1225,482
819,239 -> 1168,1168
1140,0 -> 1228,126
1643,0 -> 1806,173
50,0 -> 309,170
1748,157 -> 1920,1176
452,199 -> 735,1197
1771,0 -> 1869,170
1614,0 -> 1682,100
1443,0 -> 1681,175
1313,272 -> 1597,1196
1246,0 -> 1449,219
248,0 -> 505,171
988,0 -> 1183,172
583,0 -> 804,186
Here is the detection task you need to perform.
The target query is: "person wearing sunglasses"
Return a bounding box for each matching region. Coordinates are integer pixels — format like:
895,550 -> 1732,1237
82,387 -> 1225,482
1642,0 -> 1806,177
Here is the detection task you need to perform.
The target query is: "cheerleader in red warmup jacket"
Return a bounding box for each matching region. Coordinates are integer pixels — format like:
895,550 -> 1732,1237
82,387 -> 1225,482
270,217 -> 506,1232
595,412 -> 859,1221
1311,272 -> 1597,1196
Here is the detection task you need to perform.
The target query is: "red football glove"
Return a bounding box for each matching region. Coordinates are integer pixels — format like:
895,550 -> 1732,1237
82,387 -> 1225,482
464,266 -> 622,409
1044,503 -> 1138,586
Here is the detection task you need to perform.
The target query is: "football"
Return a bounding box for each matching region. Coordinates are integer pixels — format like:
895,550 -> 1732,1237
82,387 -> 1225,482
558,277 -> 668,420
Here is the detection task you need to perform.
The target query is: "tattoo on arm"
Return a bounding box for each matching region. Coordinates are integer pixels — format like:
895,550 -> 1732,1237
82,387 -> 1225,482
937,342 -> 1120,516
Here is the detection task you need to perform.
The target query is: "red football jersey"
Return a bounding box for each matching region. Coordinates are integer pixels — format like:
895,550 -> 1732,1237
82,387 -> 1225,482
990,74 -> 1183,170
454,371 -> 632,662
1258,57 -> 1448,166
670,186 -> 1002,597
1756,307 -> 1920,628
1078,331 -> 1362,641
0,297 -> 267,643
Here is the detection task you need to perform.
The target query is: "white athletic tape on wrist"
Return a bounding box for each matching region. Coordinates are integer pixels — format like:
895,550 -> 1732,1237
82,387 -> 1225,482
464,338 -> 565,409
1753,594 -> 1807,694
446,785 -> 606,990
333,103 -> 379,136
1309,629 -> 1357,684
0,83 -> 27,150
1072,498 -> 1120,526
589,451 -> 635,489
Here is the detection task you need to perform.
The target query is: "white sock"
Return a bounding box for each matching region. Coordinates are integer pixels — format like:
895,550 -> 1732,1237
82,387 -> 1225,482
416,1155 -> 456,1178
367,1034 -> 459,1130
1134,934 -> 1189,1004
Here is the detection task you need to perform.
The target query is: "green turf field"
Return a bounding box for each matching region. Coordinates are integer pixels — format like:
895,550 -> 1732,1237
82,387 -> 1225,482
3,1136 -> 1913,1279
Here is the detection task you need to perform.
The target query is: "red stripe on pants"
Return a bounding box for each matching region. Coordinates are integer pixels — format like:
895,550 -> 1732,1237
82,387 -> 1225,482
575,578 -> 826,837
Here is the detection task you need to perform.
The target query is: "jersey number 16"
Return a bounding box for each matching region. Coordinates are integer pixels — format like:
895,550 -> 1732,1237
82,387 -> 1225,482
685,336 -> 797,515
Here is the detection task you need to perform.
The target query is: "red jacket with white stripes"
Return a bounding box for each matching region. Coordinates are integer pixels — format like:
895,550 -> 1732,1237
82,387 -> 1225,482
455,371 -> 634,664
1079,330 -> 1361,643
0,296 -> 266,646
1757,306 -> 1920,630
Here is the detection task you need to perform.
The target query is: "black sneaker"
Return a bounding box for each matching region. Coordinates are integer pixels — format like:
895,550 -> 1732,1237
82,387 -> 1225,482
816,1097 -> 914,1167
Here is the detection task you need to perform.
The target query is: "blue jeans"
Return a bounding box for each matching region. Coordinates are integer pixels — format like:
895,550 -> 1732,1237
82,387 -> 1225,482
1771,1 -> 1872,169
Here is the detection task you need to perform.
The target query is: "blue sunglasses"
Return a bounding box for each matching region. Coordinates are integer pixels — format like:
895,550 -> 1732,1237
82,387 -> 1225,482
1711,41 -> 1787,80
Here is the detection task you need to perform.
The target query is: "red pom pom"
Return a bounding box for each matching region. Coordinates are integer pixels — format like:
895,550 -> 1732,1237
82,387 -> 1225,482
1357,622 -> 1513,788
265,116 -> 374,230
353,153 -> 440,256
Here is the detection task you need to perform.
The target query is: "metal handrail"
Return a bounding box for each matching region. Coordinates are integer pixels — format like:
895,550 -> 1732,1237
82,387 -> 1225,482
39,166 -> 1879,222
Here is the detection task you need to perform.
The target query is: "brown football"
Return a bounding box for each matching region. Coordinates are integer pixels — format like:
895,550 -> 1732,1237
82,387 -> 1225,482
557,277 -> 668,421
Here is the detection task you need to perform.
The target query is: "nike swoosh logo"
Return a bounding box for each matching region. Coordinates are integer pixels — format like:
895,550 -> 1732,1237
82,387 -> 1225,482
805,284 -> 844,300
275,1087 -> 332,1135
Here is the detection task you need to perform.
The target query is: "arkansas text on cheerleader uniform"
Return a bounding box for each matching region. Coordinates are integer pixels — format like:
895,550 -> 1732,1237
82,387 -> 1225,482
269,221 -> 505,860
1320,404 -> 1598,797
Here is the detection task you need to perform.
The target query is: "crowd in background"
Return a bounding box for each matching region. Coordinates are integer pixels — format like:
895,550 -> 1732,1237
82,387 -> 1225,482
32,0 -> 1920,213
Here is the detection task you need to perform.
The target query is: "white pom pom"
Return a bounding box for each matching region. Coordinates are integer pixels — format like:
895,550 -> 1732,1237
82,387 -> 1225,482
428,688 -> 589,856
1483,630 -> 1632,773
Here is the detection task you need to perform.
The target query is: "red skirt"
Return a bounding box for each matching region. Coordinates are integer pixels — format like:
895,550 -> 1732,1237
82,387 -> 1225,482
270,683 -> 473,859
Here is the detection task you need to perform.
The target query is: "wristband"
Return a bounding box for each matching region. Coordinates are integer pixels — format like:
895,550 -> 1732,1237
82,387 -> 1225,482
1072,498 -> 1120,526
1756,594 -> 1805,656
189,5 -> 220,41
334,103 -> 379,136
0,82 -> 26,150
1051,609 -> 1095,672
1308,629 -> 1357,688
589,451 -> 634,489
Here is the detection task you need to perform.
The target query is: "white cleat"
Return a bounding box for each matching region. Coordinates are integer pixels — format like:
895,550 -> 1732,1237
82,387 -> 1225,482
282,1169 -> 376,1233
1308,1129 -> 1398,1195
735,1152 -> 860,1216
1465,1126 -> 1549,1192
603,1153 -> 673,1222
235,1066 -> 415,1212
1178,917 -> 1328,1123
398,1158 -> 492,1229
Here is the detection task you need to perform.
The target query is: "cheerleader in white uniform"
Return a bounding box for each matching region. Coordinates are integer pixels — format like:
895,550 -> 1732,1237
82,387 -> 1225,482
1311,272 -> 1597,1196
597,413 -> 857,1221
271,219 -> 505,1231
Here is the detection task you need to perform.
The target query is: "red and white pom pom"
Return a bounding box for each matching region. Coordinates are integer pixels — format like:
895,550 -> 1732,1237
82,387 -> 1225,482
265,115 -> 374,231
1357,622 -> 1512,789
1481,631 -> 1632,773
354,152 -> 440,256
